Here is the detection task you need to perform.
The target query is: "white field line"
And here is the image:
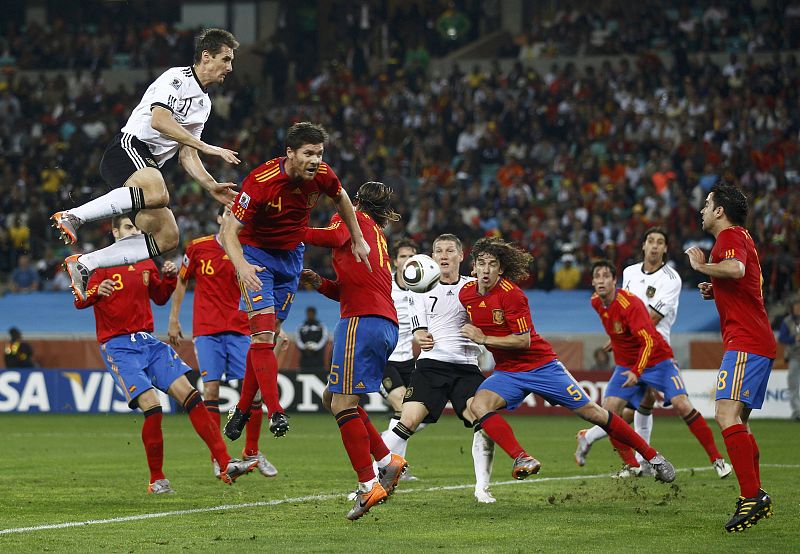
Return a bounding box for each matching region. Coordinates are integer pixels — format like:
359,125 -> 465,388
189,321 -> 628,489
2,464 -> 797,536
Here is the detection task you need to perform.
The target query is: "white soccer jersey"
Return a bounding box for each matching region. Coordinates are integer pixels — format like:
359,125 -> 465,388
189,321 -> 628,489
121,66 -> 211,166
388,274 -> 414,362
409,276 -> 480,365
622,262 -> 682,344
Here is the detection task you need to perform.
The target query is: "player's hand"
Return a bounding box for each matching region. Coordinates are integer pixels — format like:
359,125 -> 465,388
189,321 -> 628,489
621,371 -> 639,388
460,323 -> 486,346
351,236 -> 372,272
167,320 -> 183,347
685,246 -> 707,271
414,329 -> 435,351
206,181 -> 238,206
300,269 -> 322,290
97,279 -> 116,297
237,262 -> 265,293
162,260 -> 177,277
203,144 -> 241,165
602,339 -> 613,353
698,281 -> 714,300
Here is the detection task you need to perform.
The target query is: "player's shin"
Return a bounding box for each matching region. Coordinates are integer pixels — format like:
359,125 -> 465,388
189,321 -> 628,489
472,428 -> 495,491
236,353 -> 258,412
244,401 -> 263,457
476,413 -> 526,459
684,409 -> 723,462
357,406 -> 391,464
749,433 -> 761,487
184,390 -> 231,468
722,424 -> 759,498
633,407 -> 653,464
204,399 -> 221,428
382,421 -> 413,454
69,186 -> 144,224
335,408 -> 376,486
604,411 -> 657,461
79,233 -> 159,272
142,406 -> 165,482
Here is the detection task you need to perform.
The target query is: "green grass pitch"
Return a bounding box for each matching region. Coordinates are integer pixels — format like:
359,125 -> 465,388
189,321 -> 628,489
1,413 -> 797,552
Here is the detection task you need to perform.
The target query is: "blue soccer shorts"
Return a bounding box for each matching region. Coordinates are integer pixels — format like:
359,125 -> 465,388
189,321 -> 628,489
328,316 -> 398,395
605,358 -> 688,407
193,332 -> 250,383
101,332 -> 192,409
239,243 -> 304,320
716,350 -> 774,409
477,359 -> 591,411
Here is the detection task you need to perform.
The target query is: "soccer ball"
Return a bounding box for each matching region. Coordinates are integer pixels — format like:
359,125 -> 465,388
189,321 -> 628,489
402,254 -> 441,293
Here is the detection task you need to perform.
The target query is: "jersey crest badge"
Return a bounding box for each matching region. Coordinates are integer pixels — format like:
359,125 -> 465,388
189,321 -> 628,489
142,270 -> 150,286
613,321 -> 623,334
170,78 -> 181,90
492,309 -> 505,325
404,387 -> 414,399
239,192 -> 251,209
646,286 -> 656,298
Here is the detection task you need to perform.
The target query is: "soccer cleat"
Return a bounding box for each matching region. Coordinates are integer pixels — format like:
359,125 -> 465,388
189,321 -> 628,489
474,487 -> 496,504
219,458 -> 259,484
63,254 -> 91,302
244,450 -> 278,477
574,429 -> 591,466
511,454 -> 541,480
399,468 -> 419,482
713,458 -> 733,479
224,406 -> 250,441
611,464 -> 643,479
269,412 -> 290,437
649,453 -> 676,483
638,460 -> 656,477
51,211 -> 82,245
212,460 -> 221,478
378,453 -> 408,496
724,489 -> 773,533
346,482 -> 388,521
147,479 -> 174,494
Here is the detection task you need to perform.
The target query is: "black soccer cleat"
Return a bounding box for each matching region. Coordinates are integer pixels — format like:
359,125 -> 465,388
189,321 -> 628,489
724,489 -> 773,533
269,411 -> 290,437
224,406 -> 250,441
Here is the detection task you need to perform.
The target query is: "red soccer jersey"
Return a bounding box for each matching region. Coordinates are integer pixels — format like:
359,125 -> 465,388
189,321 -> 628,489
459,279 -> 557,372
710,226 -> 776,358
591,288 -> 673,375
232,157 -> 342,250
304,211 -> 397,324
179,235 -> 249,337
74,261 -> 176,344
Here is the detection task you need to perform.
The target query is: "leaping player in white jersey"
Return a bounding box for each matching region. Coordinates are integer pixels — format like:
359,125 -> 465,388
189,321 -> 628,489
575,227 -> 731,479
52,28 -> 241,302
381,234 -> 498,503
380,238 -> 421,481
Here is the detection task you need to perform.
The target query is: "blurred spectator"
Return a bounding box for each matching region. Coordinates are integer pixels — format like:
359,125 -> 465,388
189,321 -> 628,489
9,254 -> 40,293
4,327 -> 35,368
295,307 -> 329,373
778,297 -> 800,421
554,253 -> 582,290
590,347 -> 612,371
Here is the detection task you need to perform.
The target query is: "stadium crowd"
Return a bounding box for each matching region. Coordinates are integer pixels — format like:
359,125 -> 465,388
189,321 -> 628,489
0,1 -> 798,310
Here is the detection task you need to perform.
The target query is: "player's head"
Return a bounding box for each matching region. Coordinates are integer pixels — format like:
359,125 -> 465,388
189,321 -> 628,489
392,237 -> 418,269
354,181 -> 400,227
642,226 -> 669,266
306,306 -> 317,319
702,181 -> 748,232
111,216 -> 141,241
432,234 -> 463,279
194,28 -> 238,85
8,327 -> 21,341
591,259 -> 617,300
470,237 -> 532,290
216,205 -> 230,226
285,122 -> 328,181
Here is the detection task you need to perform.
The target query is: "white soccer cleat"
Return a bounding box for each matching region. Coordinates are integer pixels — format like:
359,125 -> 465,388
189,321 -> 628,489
212,460 -> 221,478
574,429 -> 591,466
474,487 -> 496,503
147,479 -> 175,494
245,451 -> 278,477
611,464 -> 643,479
713,458 -> 733,479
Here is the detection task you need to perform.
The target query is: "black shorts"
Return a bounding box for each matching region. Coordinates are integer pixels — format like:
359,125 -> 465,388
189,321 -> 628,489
382,359 -> 415,393
100,133 -> 160,188
404,358 -> 484,426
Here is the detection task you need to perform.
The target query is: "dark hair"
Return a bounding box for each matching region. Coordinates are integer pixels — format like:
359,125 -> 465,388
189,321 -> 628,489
470,237 -> 533,283
392,237 -> 418,258
591,258 -> 617,278
218,206 -> 226,217
194,28 -> 239,63
111,215 -> 133,230
642,226 -> 669,263
286,122 -> 328,151
433,233 -> 463,252
354,181 -> 400,227
710,181 -> 748,226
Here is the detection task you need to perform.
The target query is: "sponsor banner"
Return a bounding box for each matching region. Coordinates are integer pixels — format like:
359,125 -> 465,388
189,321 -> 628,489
0,369 -> 791,418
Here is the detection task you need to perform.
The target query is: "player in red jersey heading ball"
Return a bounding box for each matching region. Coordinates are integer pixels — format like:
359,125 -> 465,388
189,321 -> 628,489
221,122 -> 371,441
686,181 -> 776,533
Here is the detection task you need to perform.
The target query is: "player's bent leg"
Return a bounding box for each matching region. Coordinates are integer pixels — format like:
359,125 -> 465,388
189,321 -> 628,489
200,380 -> 222,476
132,390 -> 171,493
467,402 -> 496,502
132,207 -> 180,254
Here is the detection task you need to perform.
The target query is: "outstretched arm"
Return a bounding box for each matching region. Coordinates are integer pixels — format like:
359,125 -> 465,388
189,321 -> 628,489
332,190 -> 371,271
